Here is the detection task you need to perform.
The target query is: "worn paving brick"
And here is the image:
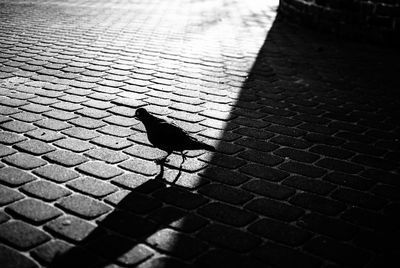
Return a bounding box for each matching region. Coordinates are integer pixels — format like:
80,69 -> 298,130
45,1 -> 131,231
45,215 -> 98,243
61,127 -> 100,140
331,187 -> 387,210
1,120 -> 37,133
0,244 -> 39,268
77,161 -> 123,179
323,172 -> 375,190
14,139 -> 56,155
279,161 -> 326,178
282,175 -> 335,195
198,202 -> 256,227
240,163 -> 289,181
67,177 -> 118,198
298,212 -> 358,241
252,242 -> 321,268
33,164 -> 80,182
146,228 -> 207,260
31,239 -> 73,265
0,185 -> 24,205
316,158 -> 364,174
111,173 -> 163,192
290,192 -> 346,216
54,137 -> 94,152
249,218 -> 311,246
25,129 -> 65,142
242,179 -> 295,200
153,187 -> 208,210
105,190 -> 162,214
0,131 -> 27,145
91,135 -> 132,150
57,194 -> 111,219
119,158 -> 158,177
197,223 -> 261,252
0,220 -> 50,250
245,198 -> 304,222
3,153 -> 47,170
199,183 -> 253,205
44,150 -> 88,167
0,166 -> 37,186
6,198 -> 62,224
239,150 -> 284,166
148,206 -> 208,233
304,236 -> 371,268
21,180 -> 71,201
34,118 -> 72,131
86,234 -> 154,267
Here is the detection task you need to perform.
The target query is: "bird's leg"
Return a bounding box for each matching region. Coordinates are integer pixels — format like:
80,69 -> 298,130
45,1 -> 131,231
155,152 -> 172,165
181,151 -> 187,164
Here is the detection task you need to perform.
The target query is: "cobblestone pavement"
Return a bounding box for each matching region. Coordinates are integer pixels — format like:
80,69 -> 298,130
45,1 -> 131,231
1,0 -> 399,267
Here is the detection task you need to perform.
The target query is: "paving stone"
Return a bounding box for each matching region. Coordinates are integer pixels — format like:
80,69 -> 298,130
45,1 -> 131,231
197,223 -> 261,252
153,187 -> 208,209
0,244 -> 39,268
331,187 -> 387,210
6,198 -> 62,224
86,234 -> 154,266
0,166 -> 37,187
91,135 -> 132,150
148,206 -> 208,233
0,131 -> 27,145
67,177 -> 118,198
31,239 -> 73,265
98,209 -> 157,239
44,109 -> 78,121
239,150 -> 284,166
77,161 -> 123,179
290,192 -> 346,216
0,185 -> 24,205
304,236 -> 371,267
0,211 -> 10,223
298,212 -> 358,241
146,228 -> 207,260
199,183 -> 253,205
0,220 -> 50,250
21,180 -> 71,201
242,179 -> 295,200
34,118 -> 72,131
249,217 -> 311,246
252,242 -> 321,268
25,129 -> 65,142
119,158 -> 158,176
3,153 -> 47,170
240,163 -> 289,181
54,137 -> 94,152
282,175 -> 335,195
61,127 -> 100,140
137,257 -> 189,268
1,120 -> 37,133
279,161 -> 326,178
11,112 -> 43,123
198,201 -> 256,227
69,116 -> 106,129
245,198 -> 304,222
33,164 -> 80,182
14,139 -> 56,155
316,158 -> 363,174
111,173 -> 162,192
341,207 -> 396,231
20,103 -> 52,113
45,215 -> 98,243
323,172 -> 374,190
57,194 -> 111,219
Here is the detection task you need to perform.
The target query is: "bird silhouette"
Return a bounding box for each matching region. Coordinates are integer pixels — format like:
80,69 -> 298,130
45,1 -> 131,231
134,108 -> 216,164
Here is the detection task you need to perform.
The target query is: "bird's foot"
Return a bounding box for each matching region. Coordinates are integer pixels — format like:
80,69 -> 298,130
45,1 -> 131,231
155,157 -> 169,165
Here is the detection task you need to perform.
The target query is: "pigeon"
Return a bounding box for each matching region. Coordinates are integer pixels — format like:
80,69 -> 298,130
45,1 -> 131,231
134,108 -> 216,163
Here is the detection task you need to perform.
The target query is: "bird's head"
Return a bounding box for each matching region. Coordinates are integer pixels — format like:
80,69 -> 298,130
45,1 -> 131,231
134,108 -> 150,121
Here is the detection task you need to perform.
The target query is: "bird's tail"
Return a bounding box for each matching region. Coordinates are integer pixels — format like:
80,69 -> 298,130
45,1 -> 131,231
192,140 -> 216,152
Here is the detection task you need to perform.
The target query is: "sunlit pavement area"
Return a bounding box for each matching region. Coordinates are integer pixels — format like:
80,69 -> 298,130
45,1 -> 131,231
0,0 -> 400,267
